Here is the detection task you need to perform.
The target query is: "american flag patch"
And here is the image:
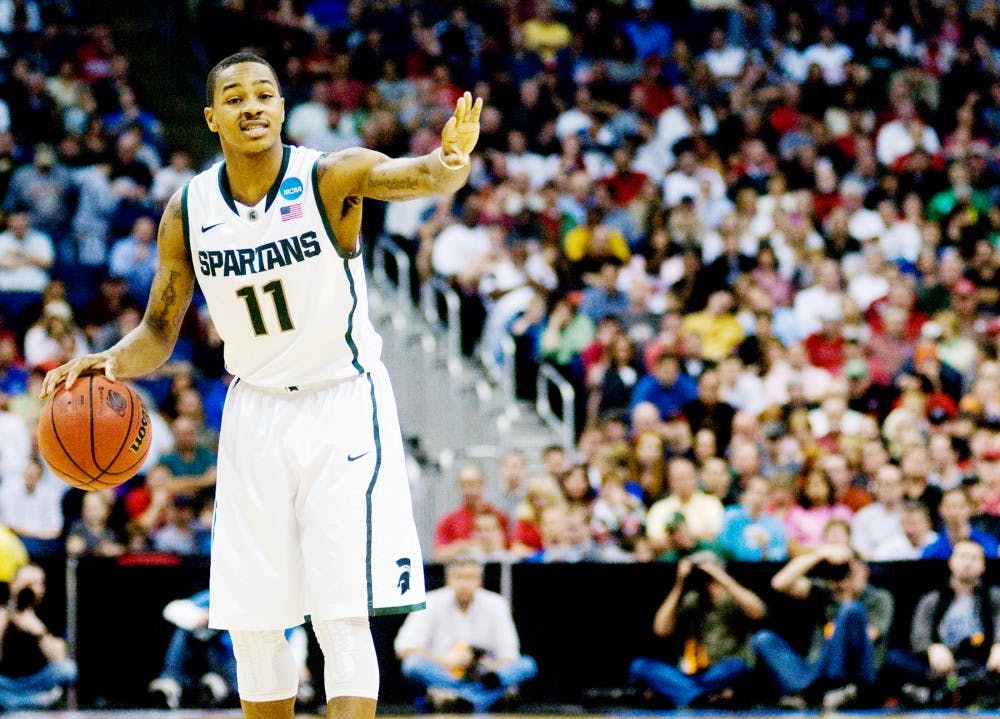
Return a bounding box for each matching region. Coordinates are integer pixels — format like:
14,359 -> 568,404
280,203 -> 303,221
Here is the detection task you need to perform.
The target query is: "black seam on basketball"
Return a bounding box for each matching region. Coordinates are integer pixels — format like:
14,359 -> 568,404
104,386 -> 148,477
89,376 -> 100,474
48,385 -> 98,482
93,381 -> 137,479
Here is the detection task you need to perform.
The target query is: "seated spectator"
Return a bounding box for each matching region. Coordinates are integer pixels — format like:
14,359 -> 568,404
0,210 -> 54,332
0,336 -> 27,396
629,551 -> 765,707
785,469 -> 854,555
0,563 -> 78,710
682,369 -> 736,454
107,214 -> 158,304
753,543 -> 893,709
510,475 -> 567,558
150,495 -> 210,556
680,291 -> 745,364
630,351 -> 699,422
850,463 -> 905,560
590,474 -> 647,556
872,500 -> 938,561
922,487 -> 1000,559
394,556 -> 537,713
467,512 -> 516,563
433,463 -> 509,563
646,458 -> 725,557
890,540 -> 1000,707
717,476 -> 788,561
0,459 -> 64,557
159,416 -> 217,500
65,490 -> 124,557
22,300 -> 88,372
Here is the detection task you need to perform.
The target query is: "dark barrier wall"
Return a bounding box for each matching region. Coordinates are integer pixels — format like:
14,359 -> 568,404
71,556 -> 982,708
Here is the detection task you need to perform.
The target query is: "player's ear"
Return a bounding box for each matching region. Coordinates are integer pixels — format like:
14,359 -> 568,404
280,96 -> 286,123
204,107 -> 218,133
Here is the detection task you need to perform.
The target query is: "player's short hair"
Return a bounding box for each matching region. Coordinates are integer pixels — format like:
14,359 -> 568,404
206,52 -> 279,107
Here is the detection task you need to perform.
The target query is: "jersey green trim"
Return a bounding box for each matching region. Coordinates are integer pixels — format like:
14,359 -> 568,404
311,154 -> 362,260
371,602 -> 426,617
180,183 -> 192,257
217,163 -> 238,215
264,145 -> 292,212
344,259 -> 364,374
364,372 -> 382,613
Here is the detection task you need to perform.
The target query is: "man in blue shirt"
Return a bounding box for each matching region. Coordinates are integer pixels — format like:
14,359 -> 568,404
922,487 -> 1000,560
717,476 -> 788,561
630,351 -> 699,421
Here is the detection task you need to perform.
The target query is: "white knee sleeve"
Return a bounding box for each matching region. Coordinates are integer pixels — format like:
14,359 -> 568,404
313,617 -> 379,701
230,630 -> 298,702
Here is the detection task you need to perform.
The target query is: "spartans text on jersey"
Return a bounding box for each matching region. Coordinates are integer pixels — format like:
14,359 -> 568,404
198,230 -> 322,277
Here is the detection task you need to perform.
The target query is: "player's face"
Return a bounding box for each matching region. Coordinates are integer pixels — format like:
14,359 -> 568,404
205,62 -> 285,153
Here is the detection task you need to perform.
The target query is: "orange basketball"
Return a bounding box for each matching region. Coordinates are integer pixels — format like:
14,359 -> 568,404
37,375 -> 152,491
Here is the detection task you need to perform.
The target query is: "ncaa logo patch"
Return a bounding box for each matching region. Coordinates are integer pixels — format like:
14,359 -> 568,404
279,177 -> 304,201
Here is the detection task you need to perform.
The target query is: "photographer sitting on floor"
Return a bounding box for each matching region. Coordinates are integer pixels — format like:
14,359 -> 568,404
394,555 -> 537,713
0,563 -> 77,710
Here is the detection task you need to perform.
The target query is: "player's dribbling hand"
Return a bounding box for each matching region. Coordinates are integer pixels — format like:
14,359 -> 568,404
440,91 -> 483,168
40,352 -> 118,398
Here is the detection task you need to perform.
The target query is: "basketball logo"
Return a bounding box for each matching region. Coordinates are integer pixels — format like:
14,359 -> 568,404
106,389 -> 128,417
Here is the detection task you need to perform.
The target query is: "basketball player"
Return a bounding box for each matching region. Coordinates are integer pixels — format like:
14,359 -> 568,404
41,52 -> 482,719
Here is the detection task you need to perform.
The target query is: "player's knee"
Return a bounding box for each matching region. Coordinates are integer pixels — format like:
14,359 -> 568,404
313,617 -> 379,700
230,630 -> 298,702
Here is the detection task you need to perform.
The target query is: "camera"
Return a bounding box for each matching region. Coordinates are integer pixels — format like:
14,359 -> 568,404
810,559 -> 851,581
15,586 -> 38,611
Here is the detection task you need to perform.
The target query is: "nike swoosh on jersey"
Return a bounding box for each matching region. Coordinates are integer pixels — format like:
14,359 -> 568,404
347,452 -> 369,462
201,222 -> 224,233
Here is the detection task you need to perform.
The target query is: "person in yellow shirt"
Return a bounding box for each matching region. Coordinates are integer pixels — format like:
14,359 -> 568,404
681,291 -> 745,363
0,523 -> 28,583
521,0 -> 572,63
563,208 -> 630,280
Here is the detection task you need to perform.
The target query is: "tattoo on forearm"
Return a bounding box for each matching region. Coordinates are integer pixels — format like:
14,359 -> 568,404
370,175 -> 421,192
150,269 -> 181,332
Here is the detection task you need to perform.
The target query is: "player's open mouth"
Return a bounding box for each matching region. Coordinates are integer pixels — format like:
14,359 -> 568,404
241,123 -> 268,138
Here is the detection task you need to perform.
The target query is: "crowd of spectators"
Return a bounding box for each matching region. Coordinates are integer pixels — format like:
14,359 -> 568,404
3,0 -> 1000,708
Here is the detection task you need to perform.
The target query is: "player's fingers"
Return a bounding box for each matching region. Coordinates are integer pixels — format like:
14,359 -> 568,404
472,96 -> 483,123
104,356 -> 117,382
462,91 -> 473,118
455,93 -> 465,119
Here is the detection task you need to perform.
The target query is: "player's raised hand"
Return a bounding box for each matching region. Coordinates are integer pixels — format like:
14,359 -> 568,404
440,91 -> 483,168
40,352 -> 118,398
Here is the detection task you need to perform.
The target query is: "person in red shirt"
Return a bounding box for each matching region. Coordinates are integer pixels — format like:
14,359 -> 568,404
804,306 -> 846,375
433,463 -> 508,562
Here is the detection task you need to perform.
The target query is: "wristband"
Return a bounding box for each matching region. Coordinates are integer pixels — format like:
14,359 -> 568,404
437,148 -> 467,171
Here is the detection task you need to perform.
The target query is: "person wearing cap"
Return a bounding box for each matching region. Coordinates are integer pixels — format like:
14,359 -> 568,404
2,144 -> 73,240
628,551 -> 765,708
623,0 -> 672,61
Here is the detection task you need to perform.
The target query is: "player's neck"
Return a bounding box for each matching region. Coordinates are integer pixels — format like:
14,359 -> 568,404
221,142 -> 284,206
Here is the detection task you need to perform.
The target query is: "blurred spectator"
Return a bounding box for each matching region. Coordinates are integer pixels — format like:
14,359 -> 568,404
65,490 -> 124,558
785,468 -> 854,556
850,463 -> 905,560
754,544 -> 893,709
510,475 -> 566,558
0,459 -> 63,556
149,151 -> 194,210
631,351 -> 698,421
0,209 -> 55,331
717,475 -> 788,561
872,500 -> 938,561
2,144 -> 73,241
150,495 -> 210,556
922,487 -> 1000,559
159,416 -> 217,501
629,551 -> 765,708
107,214 -> 158,304
0,522 -> 27,582
646,457 -> 724,556
0,391 -> 30,480
22,299 -> 89,371
395,556 -> 537,713
0,563 -> 77,710
434,463 -> 508,563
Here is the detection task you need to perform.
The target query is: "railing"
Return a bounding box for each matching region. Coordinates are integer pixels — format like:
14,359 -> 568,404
535,362 -> 575,454
478,332 -> 516,410
372,235 -> 411,329
421,275 -> 463,377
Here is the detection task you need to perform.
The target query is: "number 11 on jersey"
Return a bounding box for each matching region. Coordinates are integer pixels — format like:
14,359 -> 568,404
236,280 -> 294,335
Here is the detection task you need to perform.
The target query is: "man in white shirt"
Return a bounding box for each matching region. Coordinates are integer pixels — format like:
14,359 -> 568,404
701,27 -> 748,85
394,557 -> 537,713
430,204 -> 491,280
0,209 -> 54,324
851,464 -> 906,560
801,25 -> 853,85
663,138 -> 726,208
0,459 -> 65,557
871,500 -> 937,560
646,457 -> 725,553
793,258 -> 844,340
875,99 -> 940,167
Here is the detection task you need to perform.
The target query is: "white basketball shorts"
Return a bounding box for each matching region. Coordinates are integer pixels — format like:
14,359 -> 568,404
208,362 -> 426,630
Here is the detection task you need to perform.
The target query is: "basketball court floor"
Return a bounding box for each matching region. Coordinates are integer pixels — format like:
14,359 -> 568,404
11,711 -> 1000,718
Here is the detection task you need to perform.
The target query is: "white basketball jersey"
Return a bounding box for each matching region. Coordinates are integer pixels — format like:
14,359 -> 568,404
183,145 -> 383,388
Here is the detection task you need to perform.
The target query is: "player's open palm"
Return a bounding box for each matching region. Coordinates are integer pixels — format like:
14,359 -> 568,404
440,91 -> 483,167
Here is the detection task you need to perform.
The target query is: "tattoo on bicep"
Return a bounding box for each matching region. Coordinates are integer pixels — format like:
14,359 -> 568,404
149,269 -> 181,332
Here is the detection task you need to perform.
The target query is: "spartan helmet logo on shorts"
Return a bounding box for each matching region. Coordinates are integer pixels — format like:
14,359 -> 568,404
396,557 -> 411,594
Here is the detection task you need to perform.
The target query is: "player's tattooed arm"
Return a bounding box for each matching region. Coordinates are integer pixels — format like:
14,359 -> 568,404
40,191 -> 195,395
